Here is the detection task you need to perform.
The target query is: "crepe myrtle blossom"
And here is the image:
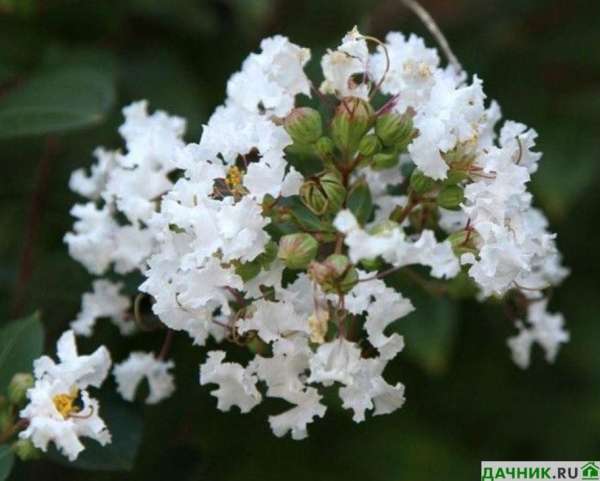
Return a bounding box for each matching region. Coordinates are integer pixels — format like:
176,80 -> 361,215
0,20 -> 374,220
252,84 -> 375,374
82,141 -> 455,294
57,26 -> 568,445
19,331 -> 111,461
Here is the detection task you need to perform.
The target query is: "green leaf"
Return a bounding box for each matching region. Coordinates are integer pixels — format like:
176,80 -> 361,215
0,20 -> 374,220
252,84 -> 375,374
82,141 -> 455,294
0,312 -> 44,392
347,179 -> 373,225
0,445 -> 14,481
0,67 -> 115,139
280,196 -> 328,233
48,396 -> 143,471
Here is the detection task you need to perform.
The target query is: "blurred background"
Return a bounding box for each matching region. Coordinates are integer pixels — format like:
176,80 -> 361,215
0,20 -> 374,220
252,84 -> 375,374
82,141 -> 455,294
0,0 -> 599,479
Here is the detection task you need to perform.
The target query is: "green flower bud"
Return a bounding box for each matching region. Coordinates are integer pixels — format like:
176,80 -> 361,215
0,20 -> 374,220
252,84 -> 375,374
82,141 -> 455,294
7,373 -> 33,406
315,136 -> 336,164
437,185 -> 465,210
371,151 -> 399,170
12,439 -> 42,461
358,134 -> 382,157
448,229 -> 479,257
300,179 -> 328,215
443,169 -> 469,186
318,170 -> 346,213
375,111 -> 415,149
331,97 -> 374,156
308,254 -> 358,294
300,171 -> 346,215
278,233 -> 319,269
410,169 -> 435,194
284,107 -> 322,144
368,220 -> 400,236
360,257 -> 382,272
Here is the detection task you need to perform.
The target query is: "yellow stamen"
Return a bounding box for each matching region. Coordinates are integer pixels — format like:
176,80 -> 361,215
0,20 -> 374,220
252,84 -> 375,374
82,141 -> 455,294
52,388 -> 80,419
226,166 -> 243,190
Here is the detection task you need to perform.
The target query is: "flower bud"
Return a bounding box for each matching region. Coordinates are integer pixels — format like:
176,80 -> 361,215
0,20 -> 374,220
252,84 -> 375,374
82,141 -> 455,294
300,171 -> 346,215
360,257 -> 382,272
368,219 -> 399,236
309,254 -> 358,294
315,136 -> 336,164
318,171 -> 346,213
12,439 -> 42,461
7,373 -> 33,406
358,134 -> 382,157
284,107 -> 322,144
444,169 -> 469,186
437,185 -> 464,210
278,233 -> 319,270
331,97 -> 374,155
448,229 -> 479,257
300,179 -> 328,215
375,111 -> 415,149
410,169 -> 435,194
371,151 -> 399,170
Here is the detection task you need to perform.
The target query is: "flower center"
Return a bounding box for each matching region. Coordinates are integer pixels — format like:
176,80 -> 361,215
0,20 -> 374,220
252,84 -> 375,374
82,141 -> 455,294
52,389 -> 80,419
226,166 -> 243,190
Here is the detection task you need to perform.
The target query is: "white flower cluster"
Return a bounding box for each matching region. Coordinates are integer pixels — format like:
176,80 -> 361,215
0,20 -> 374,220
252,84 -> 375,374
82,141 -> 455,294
18,27 -> 569,457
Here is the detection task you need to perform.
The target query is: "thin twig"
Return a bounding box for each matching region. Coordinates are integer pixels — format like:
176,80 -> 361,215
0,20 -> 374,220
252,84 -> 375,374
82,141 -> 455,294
157,329 -> 174,361
12,136 -> 59,317
399,0 -> 463,74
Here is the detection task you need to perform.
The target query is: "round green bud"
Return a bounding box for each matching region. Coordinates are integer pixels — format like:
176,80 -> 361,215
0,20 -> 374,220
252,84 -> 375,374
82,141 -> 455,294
444,169 -> 469,186
284,107 -> 323,144
437,185 -> 465,210
318,170 -> 346,214
300,179 -> 328,215
371,151 -> 399,170
278,233 -> 319,270
7,373 -> 33,406
315,136 -> 336,164
331,97 -> 374,156
368,220 -> 400,236
12,439 -> 42,462
360,257 -> 382,272
309,254 -> 358,294
375,112 -> 415,149
448,229 -> 479,257
410,169 -> 436,194
358,134 -> 382,157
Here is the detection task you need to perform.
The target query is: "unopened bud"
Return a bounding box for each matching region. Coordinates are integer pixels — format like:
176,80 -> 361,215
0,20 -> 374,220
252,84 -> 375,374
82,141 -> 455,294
331,97 -> 374,156
368,220 -> 399,236
375,111 -> 415,149
437,185 -> 464,210
410,169 -> 435,194
300,171 -> 346,215
315,136 -> 336,164
371,151 -> 399,170
443,169 -> 469,186
12,438 -> 41,461
309,254 -> 358,294
284,107 -> 322,144
278,233 -> 319,270
7,373 -> 33,406
358,134 -> 382,157
448,229 -> 479,256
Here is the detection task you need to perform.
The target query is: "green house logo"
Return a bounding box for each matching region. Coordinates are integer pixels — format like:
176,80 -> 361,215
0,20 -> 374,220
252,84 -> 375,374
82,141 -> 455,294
582,461 -> 600,481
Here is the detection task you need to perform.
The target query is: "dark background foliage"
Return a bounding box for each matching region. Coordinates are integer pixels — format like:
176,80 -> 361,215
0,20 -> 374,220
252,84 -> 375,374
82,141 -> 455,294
1,0 -> 599,479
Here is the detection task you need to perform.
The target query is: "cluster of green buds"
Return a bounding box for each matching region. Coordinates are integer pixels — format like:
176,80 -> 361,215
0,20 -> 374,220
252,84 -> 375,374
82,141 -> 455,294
0,373 -> 40,461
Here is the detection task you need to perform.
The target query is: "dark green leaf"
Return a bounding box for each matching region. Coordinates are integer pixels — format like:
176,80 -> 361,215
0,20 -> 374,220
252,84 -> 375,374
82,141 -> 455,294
280,196 -> 328,233
47,396 -> 143,471
0,67 -> 115,139
0,445 -> 14,481
347,179 -> 373,225
0,312 -> 44,392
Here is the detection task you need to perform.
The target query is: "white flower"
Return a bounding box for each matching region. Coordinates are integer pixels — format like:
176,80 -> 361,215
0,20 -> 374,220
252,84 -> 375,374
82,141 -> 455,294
71,280 -> 133,337
199,351 -> 262,413
227,35 -> 311,116
20,331 -> 112,461
268,387 -> 326,440
114,352 -> 175,404
321,26 -> 370,99
507,299 -> 569,369
307,339 -> 362,386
